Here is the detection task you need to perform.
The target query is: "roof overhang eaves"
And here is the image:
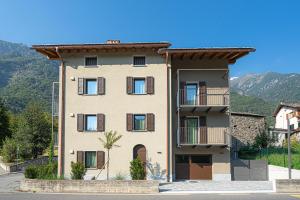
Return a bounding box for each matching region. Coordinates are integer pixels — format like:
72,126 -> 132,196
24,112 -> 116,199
32,42 -> 171,60
158,47 -> 255,64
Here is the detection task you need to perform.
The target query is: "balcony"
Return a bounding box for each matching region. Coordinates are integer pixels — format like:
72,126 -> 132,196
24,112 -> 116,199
177,88 -> 229,112
177,127 -> 230,147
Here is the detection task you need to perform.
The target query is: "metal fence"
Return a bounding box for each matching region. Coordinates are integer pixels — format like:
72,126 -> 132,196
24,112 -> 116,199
178,88 -> 229,106
231,159 -> 269,181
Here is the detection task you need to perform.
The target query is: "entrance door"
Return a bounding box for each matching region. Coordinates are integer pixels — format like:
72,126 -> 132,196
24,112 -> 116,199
175,155 -> 212,180
185,83 -> 198,105
185,118 -> 198,144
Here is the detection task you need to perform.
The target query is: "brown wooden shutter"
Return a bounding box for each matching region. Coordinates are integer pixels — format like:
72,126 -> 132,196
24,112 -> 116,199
127,77 -> 133,94
78,78 -> 84,95
127,113 -> 133,131
97,77 -> 105,95
199,81 -> 207,105
97,113 -> 105,132
146,76 -> 154,94
77,151 -> 84,165
77,114 -> 84,132
97,151 -> 105,169
199,116 -> 207,144
146,113 -> 155,131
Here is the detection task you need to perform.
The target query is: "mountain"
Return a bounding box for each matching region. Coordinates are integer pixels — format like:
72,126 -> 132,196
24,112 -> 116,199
231,72 -> 300,103
230,92 -> 276,125
0,40 -> 58,112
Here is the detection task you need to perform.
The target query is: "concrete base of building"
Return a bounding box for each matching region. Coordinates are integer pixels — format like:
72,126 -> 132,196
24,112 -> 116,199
213,173 -> 231,181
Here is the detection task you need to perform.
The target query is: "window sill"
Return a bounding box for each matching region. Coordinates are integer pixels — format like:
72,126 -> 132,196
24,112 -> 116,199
133,65 -> 147,67
82,94 -> 98,96
132,130 -> 148,132
131,93 -> 147,95
84,65 -> 99,68
85,167 -> 97,170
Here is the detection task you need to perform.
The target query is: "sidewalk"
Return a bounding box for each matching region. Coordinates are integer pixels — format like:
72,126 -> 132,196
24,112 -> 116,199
159,181 -> 274,193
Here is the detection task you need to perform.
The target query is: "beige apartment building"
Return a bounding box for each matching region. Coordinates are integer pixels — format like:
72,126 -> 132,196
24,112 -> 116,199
33,40 -> 254,181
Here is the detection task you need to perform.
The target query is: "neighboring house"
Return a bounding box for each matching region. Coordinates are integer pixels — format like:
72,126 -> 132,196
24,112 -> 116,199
273,102 -> 300,146
230,112 -> 266,158
32,40 -> 254,181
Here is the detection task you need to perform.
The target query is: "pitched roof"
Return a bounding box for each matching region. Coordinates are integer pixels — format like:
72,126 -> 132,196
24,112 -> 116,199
273,102 -> 300,116
231,112 -> 265,118
31,42 -> 171,60
158,47 -> 255,64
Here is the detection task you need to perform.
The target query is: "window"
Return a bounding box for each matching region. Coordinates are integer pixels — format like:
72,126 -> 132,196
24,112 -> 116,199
133,56 -> 146,66
133,79 -> 145,94
85,79 -> 97,95
85,151 -> 96,168
185,83 -> 198,105
134,115 -> 146,130
85,57 -> 97,66
290,124 -> 295,131
298,121 -> 300,129
85,115 -> 97,131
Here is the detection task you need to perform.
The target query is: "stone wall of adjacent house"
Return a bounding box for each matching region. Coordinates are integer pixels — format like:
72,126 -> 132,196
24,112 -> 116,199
0,156 -> 57,173
231,114 -> 266,151
20,179 -> 159,194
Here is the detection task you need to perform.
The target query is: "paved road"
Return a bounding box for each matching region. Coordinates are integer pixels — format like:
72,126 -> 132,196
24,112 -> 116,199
0,193 -> 299,200
0,173 -> 23,192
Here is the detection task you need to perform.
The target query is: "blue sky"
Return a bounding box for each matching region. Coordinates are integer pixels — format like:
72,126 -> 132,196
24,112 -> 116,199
0,0 -> 299,76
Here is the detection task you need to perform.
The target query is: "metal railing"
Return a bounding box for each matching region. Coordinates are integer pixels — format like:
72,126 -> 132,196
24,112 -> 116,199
177,88 -> 229,106
177,127 -> 230,145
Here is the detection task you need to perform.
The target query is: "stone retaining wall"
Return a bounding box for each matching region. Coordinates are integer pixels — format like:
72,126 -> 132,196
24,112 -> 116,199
276,179 -> 300,193
20,179 -> 159,194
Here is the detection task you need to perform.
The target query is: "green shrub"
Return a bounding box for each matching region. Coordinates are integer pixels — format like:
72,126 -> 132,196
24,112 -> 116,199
1,137 -> 17,163
37,162 -> 58,179
71,162 -> 86,180
24,162 -> 58,180
130,158 -> 146,180
25,165 -> 38,179
114,172 -> 126,180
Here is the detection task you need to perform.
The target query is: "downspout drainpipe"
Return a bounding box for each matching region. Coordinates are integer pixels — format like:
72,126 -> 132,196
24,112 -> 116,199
56,47 -> 65,177
165,52 -> 171,182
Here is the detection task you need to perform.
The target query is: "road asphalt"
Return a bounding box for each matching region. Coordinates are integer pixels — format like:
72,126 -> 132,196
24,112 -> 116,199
0,193 -> 300,200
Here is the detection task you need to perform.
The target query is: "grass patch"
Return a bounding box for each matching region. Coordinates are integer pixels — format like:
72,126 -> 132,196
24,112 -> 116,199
239,146 -> 300,169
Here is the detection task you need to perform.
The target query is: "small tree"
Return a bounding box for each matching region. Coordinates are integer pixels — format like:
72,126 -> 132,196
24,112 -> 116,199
254,129 -> 274,149
1,137 -> 17,163
99,131 -> 122,180
14,102 -> 51,159
71,162 -> 86,180
130,158 -> 146,180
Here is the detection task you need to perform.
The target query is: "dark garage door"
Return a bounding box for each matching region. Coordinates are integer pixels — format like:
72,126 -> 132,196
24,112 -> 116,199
175,155 -> 212,180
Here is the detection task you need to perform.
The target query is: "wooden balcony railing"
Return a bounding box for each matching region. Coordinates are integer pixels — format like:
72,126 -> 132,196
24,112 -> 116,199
177,127 -> 230,146
177,88 -> 229,106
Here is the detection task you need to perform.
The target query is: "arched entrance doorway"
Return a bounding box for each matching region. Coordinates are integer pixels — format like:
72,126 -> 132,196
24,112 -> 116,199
133,144 -> 146,163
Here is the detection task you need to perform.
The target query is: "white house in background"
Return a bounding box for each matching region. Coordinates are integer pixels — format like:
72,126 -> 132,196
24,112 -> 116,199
273,102 -> 300,146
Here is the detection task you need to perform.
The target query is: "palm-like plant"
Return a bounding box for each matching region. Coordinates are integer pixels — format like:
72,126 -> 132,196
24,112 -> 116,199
99,131 -> 122,180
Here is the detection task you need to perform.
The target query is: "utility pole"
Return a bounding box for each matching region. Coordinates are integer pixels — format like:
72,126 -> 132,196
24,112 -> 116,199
286,116 -> 292,179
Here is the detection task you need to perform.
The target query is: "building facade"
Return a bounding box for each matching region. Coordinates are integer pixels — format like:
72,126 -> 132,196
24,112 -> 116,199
273,102 -> 300,146
33,40 -> 254,181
